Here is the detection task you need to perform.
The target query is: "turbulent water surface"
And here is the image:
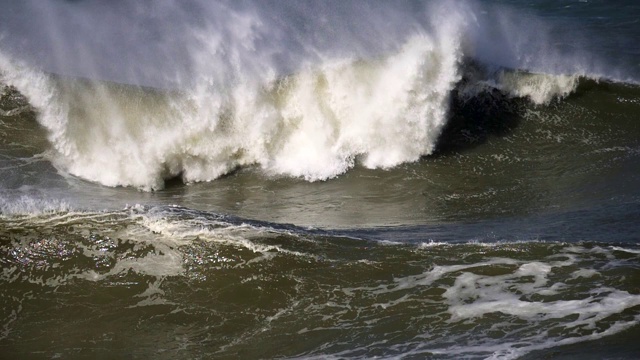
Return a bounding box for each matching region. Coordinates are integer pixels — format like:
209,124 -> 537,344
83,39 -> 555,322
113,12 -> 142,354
1,1 -> 639,359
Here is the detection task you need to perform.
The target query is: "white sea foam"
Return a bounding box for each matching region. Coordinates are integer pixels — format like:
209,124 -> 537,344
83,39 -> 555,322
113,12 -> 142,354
0,194 -> 70,215
570,268 -> 600,279
131,209 -> 314,259
611,246 -> 640,255
336,244 -> 640,359
2,29 -> 463,190
0,204 -> 312,293
490,71 -> 581,105
456,66 -> 582,105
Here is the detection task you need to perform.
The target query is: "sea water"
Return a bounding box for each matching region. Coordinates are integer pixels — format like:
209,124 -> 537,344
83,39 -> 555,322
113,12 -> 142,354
1,1 -> 639,359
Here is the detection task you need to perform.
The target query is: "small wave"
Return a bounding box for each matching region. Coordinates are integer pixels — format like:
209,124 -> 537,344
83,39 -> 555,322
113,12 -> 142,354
457,63 -> 582,105
0,203 -> 319,288
0,195 -> 70,216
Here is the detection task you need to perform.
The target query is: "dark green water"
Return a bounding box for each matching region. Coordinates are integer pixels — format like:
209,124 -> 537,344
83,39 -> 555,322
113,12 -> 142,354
1,208 -> 639,359
1,1 -> 640,359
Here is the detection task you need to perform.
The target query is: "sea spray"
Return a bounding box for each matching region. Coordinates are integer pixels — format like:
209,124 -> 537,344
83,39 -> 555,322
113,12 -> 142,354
1,2 -> 472,190
57,32 -> 462,189
0,1 -> 618,190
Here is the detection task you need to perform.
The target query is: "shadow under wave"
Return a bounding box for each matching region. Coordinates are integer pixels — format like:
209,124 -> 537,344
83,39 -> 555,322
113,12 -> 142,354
433,80 -> 526,157
433,60 -> 640,157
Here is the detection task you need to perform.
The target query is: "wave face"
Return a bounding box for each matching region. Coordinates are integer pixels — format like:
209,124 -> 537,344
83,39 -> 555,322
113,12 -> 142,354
1,0 -> 631,190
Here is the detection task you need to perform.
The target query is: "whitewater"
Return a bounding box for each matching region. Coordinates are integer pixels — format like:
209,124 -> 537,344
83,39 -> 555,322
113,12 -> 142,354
0,1 -> 593,190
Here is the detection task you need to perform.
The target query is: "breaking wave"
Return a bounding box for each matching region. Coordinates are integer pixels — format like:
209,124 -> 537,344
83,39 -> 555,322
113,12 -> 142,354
0,1 -> 631,190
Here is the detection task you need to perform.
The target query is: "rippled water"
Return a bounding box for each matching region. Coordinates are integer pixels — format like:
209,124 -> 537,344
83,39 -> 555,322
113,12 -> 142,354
1,1 -> 640,359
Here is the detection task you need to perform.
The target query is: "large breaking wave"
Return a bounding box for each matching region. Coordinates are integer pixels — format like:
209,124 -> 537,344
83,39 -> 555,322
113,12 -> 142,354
0,0 -> 630,190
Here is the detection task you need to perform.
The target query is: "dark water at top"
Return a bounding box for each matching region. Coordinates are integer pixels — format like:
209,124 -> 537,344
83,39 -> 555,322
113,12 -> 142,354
1,1 -> 639,359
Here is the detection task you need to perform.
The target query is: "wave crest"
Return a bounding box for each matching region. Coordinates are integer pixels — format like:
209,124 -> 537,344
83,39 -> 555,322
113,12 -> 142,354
0,1 -> 621,190
2,31 -> 464,190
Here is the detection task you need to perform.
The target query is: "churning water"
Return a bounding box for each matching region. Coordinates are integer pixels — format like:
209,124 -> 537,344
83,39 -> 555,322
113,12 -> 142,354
1,1 -> 639,359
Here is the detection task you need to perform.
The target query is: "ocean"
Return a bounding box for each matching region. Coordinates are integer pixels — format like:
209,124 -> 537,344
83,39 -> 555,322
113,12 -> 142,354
1,0 -> 639,359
